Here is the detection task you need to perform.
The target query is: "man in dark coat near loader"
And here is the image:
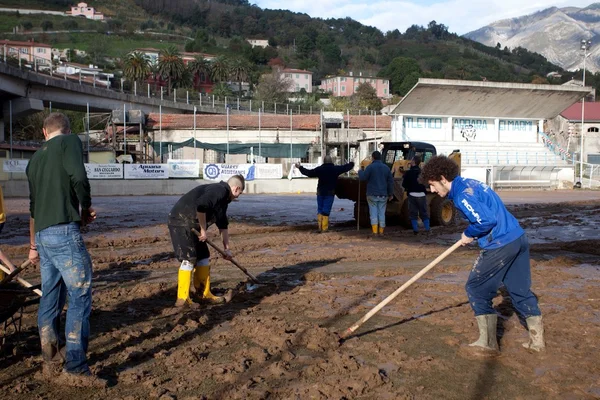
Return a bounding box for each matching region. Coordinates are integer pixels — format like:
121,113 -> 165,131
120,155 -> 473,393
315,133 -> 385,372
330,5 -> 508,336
295,156 -> 354,232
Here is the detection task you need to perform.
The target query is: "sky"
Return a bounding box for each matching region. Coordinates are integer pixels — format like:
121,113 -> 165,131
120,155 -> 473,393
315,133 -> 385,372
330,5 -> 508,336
251,0 -> 598,35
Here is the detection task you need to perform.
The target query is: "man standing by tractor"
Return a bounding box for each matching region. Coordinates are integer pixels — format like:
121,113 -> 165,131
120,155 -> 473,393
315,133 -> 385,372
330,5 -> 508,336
168,175 -> 245,307
295,156 -> 354,232
420,155 -> 545,354
358,151 -> 394,236
26,113 -> 103,386
402,156 -> 430,236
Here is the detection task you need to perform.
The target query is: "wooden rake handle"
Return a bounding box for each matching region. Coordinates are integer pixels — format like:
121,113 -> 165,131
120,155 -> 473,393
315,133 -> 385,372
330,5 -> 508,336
340,240 -> 462,339
0,260 -> 42,297
191,228 -> 261,284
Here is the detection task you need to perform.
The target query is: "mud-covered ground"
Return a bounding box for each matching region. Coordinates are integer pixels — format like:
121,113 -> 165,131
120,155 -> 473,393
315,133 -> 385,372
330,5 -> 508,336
0,191 -> 599,400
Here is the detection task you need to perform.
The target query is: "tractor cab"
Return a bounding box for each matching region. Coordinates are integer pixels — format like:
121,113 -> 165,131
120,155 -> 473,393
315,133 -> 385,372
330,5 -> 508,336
380,142 -> 437,178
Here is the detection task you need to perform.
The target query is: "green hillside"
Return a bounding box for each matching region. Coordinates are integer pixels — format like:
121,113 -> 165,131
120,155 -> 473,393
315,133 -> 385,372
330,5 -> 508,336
1,0 -> 585,95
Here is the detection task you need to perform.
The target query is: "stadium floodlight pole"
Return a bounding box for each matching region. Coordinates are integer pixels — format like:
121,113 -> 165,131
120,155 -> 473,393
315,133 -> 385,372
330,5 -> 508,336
579,39 -> 591,184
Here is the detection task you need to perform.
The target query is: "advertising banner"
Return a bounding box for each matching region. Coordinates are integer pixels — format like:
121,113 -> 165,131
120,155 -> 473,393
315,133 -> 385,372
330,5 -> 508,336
84,164 -> 123,179
124,164 -> 168,179
167,159 -> 200,178
203,164 -> 254,181
255,164 -> 282,179
3,159 -> 28,173
288,163 -> 319,180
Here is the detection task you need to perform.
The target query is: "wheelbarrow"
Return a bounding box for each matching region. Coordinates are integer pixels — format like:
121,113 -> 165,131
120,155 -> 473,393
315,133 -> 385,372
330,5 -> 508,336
0,261 -> 41,355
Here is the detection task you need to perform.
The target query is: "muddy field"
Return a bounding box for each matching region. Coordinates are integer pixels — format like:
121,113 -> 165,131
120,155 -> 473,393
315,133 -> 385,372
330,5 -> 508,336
0,192 -> 599,400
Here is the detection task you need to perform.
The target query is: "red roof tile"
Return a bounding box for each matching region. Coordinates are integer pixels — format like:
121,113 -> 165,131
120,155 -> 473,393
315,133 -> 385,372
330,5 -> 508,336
347,115 -> 391,129
146,114 -> 321,130
561,102 -> 600,122
145,114 -> 392,130
282,68 -> 312,74
0,39 -> 51,48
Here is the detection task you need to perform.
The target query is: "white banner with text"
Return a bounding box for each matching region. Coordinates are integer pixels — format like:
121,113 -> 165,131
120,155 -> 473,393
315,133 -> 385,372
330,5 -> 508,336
3,159 -> 29,173
84,164 -> 124,179
124,164 -> 169,179
167,159 -> 200,178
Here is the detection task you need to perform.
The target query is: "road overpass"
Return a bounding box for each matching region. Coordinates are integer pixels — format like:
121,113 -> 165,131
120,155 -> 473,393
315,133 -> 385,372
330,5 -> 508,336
0,62 -> 255,140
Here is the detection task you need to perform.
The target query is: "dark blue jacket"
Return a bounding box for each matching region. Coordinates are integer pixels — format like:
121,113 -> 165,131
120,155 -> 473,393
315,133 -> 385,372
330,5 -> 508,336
358,160 -> 394,197
448,177 -> 524,250
299,162 -> 355,196
402,165 -> 426,194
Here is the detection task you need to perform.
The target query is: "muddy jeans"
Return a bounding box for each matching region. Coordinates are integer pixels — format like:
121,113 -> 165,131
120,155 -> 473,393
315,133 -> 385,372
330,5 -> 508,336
36,222 -> 92,374
367,195 -> 388,227
465,234 -> 541,318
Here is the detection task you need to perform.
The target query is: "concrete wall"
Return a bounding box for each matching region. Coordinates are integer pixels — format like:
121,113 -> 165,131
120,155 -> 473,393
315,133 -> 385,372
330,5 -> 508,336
2,178 -> 318,198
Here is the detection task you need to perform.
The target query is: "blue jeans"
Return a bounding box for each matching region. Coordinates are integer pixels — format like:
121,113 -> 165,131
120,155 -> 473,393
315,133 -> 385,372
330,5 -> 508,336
317,195 -> 335,217
367,195 -> 388,227
466,234 -> 541,318
36,222 -> 92,374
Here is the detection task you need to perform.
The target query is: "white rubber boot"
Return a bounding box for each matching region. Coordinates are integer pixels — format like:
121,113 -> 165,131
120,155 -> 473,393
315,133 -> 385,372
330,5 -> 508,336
469,314 -> 499,352
522,315 -> 545,352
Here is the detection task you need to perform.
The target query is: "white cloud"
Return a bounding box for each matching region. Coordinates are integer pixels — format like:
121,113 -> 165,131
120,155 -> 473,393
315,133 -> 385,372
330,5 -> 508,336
253,0 -> 597,34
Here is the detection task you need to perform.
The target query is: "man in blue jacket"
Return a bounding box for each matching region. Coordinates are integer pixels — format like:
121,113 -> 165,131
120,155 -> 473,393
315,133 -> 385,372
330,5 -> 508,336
420,155 -> 545,355
295,156 -> 354,232
358,151 -> 394,235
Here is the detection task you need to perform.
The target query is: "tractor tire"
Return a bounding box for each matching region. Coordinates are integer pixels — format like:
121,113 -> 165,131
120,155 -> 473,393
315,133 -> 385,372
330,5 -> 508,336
429,196 -> 455,226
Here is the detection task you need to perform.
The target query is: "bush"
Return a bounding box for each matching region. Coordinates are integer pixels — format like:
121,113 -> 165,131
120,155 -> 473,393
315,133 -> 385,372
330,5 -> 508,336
41,20 -> 53,32
62,19 -> 79,30
22,21 -> 33,30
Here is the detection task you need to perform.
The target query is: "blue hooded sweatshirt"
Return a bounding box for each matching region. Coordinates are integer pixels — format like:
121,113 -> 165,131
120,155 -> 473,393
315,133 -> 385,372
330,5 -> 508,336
448,177 -> 524,250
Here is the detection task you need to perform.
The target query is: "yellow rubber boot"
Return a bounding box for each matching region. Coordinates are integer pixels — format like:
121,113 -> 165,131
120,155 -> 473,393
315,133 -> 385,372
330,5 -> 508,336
193,266 -> 224,304
322,216 -> 329,232
175,269 -> 196,307
379,226 -> 385,235
371,225 -> 378,235
317,214 -> 323,232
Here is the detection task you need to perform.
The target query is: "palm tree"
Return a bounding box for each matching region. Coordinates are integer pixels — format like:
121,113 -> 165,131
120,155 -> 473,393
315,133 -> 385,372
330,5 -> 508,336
229,57 -> 251,95
158,46 -> 185,95
211,82 -> 233,98
123,52 -> 150,85
188,55 -> 211,87
210,55 -> 230,83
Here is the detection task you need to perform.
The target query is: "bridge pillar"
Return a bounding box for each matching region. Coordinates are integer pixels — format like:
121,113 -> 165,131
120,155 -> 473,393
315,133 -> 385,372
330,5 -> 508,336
1,98 -> 44,141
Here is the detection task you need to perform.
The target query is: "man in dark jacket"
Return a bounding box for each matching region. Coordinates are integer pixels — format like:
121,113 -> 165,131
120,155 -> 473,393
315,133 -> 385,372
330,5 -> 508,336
358,151 -> 394,235
295,156 -> 354,232
420,155 -> 544,355
168,175 -> 245,307
402,156 -> 430,235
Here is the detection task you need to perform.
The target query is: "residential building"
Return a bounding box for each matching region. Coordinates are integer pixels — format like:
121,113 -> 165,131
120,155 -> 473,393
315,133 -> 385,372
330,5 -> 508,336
280,68 -> 313,93
247,39 -> 270,48
66,2 -> 104,20
1,39 -> 52,66
320,72 -> 391,98
547,101 -> 600,164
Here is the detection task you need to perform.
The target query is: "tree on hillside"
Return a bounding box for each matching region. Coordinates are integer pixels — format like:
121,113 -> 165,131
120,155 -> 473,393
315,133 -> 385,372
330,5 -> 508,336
41,20 -> 53,32
210,55 -> 231,83
354,82 -> 383,111
254,68 -> 292,103
158,46 -> 185,95
229,58 -> 251,94
381,57 -> 421,95
123,52 -> 151,85
398,72 -> 420,96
